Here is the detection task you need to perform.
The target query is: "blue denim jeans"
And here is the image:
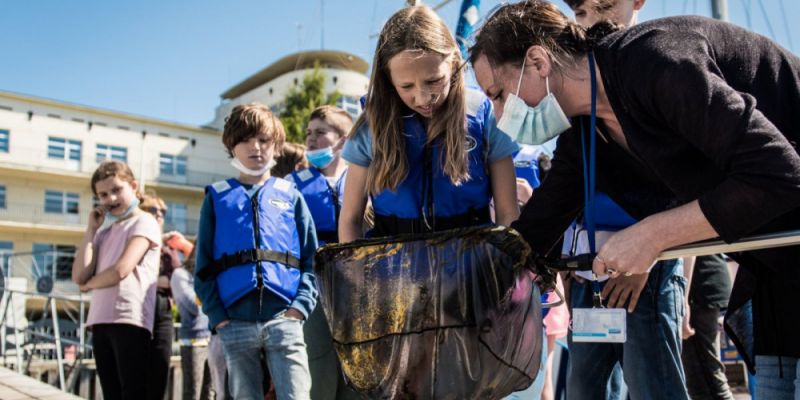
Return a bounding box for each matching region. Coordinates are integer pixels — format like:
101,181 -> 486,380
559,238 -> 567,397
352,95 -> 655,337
566,259 -> 688,400
218,316 -> 311,400
755,355 -> 800,400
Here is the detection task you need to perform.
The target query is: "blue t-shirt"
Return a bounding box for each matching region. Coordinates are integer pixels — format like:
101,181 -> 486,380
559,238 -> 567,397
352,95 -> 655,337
342,96 -> 519,167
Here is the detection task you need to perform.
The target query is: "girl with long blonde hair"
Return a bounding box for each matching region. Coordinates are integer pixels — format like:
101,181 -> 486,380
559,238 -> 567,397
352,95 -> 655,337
339,5 -> 519,241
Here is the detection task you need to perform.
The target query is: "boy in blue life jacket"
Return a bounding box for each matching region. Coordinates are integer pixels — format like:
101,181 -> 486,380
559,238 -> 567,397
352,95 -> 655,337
285,106 -> 360,399
194,103 -> 318,400
286,105 -> 352,246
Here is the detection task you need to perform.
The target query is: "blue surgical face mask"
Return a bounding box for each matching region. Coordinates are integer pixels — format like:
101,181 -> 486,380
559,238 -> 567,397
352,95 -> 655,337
306,147 -> 335,169
496,58 -> 571,145
106,197 -> 140,224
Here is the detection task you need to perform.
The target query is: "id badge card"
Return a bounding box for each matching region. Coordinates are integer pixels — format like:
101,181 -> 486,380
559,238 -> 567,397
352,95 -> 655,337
572,308 -> 627,343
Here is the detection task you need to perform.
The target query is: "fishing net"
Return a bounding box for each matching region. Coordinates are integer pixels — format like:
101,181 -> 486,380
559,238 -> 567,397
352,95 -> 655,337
314,226 -> 544,399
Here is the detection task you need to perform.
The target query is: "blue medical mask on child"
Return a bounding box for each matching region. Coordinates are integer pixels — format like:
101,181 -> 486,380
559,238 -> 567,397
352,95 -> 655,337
306,147 -> 335,169
496,58 -> 571,145
105,197 -> 140,224
230,157 -> 276,176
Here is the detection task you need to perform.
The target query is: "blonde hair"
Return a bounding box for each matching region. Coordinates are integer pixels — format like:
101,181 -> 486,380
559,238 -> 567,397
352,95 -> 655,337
353,5 -> 469,196
309,105 -> 353,138
91,160 -> 142,200
139,190 -> 167,212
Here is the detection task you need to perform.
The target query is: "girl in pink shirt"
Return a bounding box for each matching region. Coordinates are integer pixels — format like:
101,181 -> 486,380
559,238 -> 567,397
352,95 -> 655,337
72,160 -> 161,400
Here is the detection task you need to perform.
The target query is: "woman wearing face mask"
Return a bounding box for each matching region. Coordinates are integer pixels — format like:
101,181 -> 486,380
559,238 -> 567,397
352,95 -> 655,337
471,2 -> 800,399
284,106 -> 360,400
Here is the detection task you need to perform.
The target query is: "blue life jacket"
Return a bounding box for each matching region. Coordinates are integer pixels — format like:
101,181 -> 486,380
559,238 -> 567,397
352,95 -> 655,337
591,193 -> 636,231
514,159 -> 541,189
371,90 -> 493,235
290,167 -> 347,245
206,177 -> 301,309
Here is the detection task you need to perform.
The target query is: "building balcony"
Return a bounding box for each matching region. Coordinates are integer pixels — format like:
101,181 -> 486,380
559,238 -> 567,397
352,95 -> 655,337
0,202 -> 198,236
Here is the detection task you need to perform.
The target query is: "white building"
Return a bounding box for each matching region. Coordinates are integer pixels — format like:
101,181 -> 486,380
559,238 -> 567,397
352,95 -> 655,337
0,49 -> 368,294
210,50 -> 370,128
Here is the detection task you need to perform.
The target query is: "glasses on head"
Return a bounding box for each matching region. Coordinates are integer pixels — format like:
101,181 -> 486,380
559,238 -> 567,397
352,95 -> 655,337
146,207 -> 168,217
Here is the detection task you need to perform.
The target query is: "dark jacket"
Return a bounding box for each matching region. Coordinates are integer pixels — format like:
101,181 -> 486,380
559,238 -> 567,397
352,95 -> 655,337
512,16 -> 800,371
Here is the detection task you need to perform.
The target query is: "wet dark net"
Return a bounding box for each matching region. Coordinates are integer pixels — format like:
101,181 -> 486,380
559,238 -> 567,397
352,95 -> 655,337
314,226 -> 543,399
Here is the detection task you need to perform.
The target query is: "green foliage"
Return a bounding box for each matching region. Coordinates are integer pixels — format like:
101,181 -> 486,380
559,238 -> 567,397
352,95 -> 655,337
280,61 -> 342,144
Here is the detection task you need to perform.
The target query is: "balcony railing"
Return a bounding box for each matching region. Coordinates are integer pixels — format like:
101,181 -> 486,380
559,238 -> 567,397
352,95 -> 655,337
0,202 -> 198,235
0,202 -> 87,229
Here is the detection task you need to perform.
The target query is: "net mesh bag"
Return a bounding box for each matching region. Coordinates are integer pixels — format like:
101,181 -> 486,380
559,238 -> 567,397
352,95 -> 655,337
314,226 -> 543,399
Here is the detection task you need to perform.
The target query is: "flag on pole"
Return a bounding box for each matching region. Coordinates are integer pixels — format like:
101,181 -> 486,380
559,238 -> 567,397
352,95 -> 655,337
455,0 -> 480,59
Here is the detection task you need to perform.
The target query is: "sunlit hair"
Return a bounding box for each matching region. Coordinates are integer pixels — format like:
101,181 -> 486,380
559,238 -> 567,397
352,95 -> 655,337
469,1 -> 619,72
352,5 -> 468,195
563,0 -> 617,13
309,105 -> 353,138
139,190 -> 167,213
272,142 -> 308,178
223,103 -> 286,158
90,160 -> 142,200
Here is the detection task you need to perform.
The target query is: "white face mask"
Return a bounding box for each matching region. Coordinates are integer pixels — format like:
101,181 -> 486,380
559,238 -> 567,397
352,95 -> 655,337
230,157 -> 276,177
496,58 -> 572,145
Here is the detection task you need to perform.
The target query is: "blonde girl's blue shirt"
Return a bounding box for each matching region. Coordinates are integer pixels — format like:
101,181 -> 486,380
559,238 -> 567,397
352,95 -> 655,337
193,179 -> 318,330
342,90 -> 519,167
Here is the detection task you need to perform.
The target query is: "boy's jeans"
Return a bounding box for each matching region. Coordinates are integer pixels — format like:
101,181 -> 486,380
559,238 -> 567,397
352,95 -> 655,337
566,259 -> 689,400
754,355 -> 800,400
218,316 -> 311,400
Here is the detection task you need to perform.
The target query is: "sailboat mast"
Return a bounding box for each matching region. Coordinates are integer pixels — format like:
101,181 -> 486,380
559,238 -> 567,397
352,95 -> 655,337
710,0 -> 729,21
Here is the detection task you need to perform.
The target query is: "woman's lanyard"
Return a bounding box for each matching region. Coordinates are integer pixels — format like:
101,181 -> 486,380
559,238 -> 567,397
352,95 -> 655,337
579,51 -> 603,307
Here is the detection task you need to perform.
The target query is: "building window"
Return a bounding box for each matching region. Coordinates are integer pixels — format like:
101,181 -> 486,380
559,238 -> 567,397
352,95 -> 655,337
44,190 -> 79,214
0,129 -> 8,152
32,243 -> 75,281
96,144 -> 128,163
0,185 -> 5,209
160,154 -> 187,176
336,96 -> 361,120
165,202 -> 188,233
48,137 -> 81,161
0,241 -> 12,276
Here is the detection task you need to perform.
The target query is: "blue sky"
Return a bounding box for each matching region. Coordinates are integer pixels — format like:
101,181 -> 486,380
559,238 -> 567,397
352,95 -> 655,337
1,0 -> 796,126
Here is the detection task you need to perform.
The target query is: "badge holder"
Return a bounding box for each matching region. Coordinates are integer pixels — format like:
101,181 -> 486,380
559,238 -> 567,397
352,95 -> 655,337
570,52 -> 627,344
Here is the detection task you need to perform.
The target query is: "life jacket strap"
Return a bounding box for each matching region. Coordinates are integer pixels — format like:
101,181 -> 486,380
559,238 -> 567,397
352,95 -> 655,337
371,206 -> 492,237
317,230 -> 339,244
197,249 -> 300,281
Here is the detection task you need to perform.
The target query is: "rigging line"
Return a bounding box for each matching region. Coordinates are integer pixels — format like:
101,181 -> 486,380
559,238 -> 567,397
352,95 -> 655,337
777,0 -> 794,51
682,0 -> 689,15
755,0 -> 776,42
693,0 -> 697,15
740,0 -> 752,29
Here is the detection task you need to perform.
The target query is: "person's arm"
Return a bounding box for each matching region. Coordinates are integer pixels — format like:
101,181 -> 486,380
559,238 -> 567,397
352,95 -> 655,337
628,30 -> 800,242
72,206 -> 105,285
593,200 -> 717,276
83,236 -> 153,290
193,193 -> 229,330
287,194 -> 319,320
338,164 -> 369,243
682,256 -> 696,339
511,130 -> 586,257
490,156 -> 519,226
171,269 -> 200,320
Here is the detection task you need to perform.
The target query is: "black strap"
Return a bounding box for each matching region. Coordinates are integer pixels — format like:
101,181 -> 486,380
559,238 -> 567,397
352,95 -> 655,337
317,230 -> 339,244
197,249 -> 300,281
371,207 -> 492,236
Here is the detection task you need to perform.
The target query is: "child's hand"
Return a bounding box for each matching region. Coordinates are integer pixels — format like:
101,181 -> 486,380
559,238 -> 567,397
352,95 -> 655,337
516,178 -> 534,204
79,284 -> 92,293
88,206 -> 107,232
284,308 -> 305,321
